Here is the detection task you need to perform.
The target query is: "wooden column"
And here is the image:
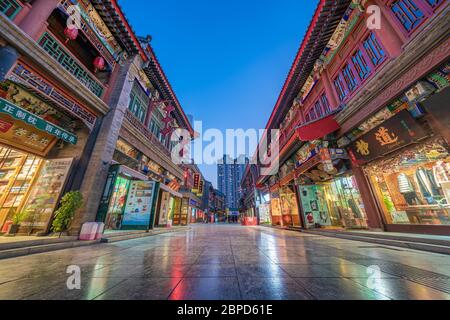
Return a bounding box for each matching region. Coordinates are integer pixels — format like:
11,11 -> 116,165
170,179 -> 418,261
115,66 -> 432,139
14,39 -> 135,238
352,165 -> 385,230
19,0 -> 60,41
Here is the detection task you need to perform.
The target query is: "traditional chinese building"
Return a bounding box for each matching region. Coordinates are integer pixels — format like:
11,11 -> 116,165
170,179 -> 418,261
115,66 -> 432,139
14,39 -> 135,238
255,0 -> 449,235
0,0 -> 135,235
0,0 -> 195,236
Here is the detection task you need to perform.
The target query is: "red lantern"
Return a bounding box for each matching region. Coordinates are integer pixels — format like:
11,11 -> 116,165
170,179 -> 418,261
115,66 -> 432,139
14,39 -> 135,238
64,27 -> 78,43
93,56 -> 106,72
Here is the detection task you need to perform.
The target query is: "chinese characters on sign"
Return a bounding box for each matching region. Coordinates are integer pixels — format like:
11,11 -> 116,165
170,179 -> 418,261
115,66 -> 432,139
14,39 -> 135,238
0,98 -> 77,144
348,110 -> 428,164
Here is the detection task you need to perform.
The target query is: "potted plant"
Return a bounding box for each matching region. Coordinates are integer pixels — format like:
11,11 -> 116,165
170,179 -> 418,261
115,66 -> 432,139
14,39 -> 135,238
51,191 -> 83,237
7,210 -> 30,235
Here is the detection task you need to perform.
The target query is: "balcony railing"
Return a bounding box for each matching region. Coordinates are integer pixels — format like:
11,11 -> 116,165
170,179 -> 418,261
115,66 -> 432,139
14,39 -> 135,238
124,110 -> 172,158
279,109 -> 302,148
38,32 -> 105,98
0,0 -> 22,20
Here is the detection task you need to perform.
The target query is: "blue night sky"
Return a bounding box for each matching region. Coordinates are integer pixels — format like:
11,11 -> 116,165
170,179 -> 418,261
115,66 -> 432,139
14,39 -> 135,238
119,0 -> 318,187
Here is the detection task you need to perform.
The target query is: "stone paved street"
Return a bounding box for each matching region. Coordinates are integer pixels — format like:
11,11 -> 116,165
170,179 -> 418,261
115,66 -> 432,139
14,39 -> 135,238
0,224 -> 449,300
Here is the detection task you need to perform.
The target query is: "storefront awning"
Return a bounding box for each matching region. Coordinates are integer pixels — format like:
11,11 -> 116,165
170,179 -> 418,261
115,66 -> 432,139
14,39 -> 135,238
296,114 -> 340,142
114,163 -> 149,181
159,183 -> 183,198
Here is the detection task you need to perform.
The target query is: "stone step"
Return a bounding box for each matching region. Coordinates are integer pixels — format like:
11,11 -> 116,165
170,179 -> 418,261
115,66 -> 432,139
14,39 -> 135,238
305,229 -> 450,247
101,227 -> 189,243
304,230 -> 450,255
0,239 -> 101,260
0,236 -> 78,251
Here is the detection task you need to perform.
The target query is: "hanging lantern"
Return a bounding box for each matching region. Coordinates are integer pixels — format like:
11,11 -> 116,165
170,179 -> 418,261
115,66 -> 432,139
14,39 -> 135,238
93,56 -> 106,73
64,27 -> 78,43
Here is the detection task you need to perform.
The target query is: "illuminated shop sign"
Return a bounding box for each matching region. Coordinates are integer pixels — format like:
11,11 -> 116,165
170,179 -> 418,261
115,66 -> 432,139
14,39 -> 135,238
348,110 -> 428,164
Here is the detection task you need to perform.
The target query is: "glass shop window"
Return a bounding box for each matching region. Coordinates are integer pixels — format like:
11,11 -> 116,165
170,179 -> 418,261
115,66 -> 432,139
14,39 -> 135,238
366,138 -> 450,225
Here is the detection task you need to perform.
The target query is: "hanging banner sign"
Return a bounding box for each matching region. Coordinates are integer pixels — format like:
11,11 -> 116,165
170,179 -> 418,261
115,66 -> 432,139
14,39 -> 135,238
348,110 -> 428,164
192,173 -> 200,192
197,179 -> 204,197
0,98 -> 78,144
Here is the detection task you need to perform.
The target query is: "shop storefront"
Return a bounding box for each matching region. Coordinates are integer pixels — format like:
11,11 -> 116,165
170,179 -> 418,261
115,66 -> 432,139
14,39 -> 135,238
184,197 -> 202,223
295,143 -> 368,230
268,185 -> 302,227
298,175 -> 367,229
0,74 -> 87,235
365,137 -> 449,227
343,62 -> 450,235
269,189 -> 282,226
348,110 -> 449,233
256,192 -> 271,224
96,164 -> 155,230
280,185 -> 301,227
154,183 -> 183,228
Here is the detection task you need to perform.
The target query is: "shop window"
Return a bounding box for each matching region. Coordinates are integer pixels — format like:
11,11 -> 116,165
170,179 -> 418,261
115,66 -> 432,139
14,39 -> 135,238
0,148 -> 42,231
366,138 -> 450,226
128,80 -> 149,123
104,175 -> 131,230
334,74 -> 348,101
314,101 -> 323,118
391,0 -> 424,32
321,94 -> 331,114
352,49 -> 371,80
298,175 -> 368,229
342,63 -> 359,92
363,33 -> 386,66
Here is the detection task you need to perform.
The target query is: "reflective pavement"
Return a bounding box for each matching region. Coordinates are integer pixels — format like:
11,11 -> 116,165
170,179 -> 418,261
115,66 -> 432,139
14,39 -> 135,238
0,224 -> 449,300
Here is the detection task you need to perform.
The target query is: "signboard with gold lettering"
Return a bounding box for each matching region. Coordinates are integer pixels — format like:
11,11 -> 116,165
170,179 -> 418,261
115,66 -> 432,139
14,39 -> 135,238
348,110 -> 428,164
0,98 -> 77,143
192,173 -> 200,193
0,113 -> 57,156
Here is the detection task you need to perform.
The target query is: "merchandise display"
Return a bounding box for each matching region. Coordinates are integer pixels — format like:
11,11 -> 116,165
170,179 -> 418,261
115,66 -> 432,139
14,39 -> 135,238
0,147 -> 42,230
105,176 -> 131,230
298,175 -> 368,229
279,185 -> 301,227
366,137 -> 450,225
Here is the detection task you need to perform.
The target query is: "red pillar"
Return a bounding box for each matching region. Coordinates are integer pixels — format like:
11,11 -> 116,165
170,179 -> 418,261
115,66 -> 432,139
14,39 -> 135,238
352,165 -> 384,230
322,69 -> 340,109
19,0 -> 60,41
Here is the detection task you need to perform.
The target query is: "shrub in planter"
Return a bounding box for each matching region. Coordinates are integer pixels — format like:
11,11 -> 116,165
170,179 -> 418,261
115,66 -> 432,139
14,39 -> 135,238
51,191 -> 83,236
7,210 -> 30,235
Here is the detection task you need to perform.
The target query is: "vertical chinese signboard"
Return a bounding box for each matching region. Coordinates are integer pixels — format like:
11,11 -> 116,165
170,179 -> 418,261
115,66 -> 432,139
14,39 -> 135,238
192,173 -> 200,193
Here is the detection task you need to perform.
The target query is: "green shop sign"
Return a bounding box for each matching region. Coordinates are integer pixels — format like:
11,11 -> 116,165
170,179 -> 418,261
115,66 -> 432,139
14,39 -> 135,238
0,98 -> 78,144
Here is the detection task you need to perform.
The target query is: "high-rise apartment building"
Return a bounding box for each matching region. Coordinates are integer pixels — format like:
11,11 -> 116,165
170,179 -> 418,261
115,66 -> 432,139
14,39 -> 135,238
217,155 -> 248,209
